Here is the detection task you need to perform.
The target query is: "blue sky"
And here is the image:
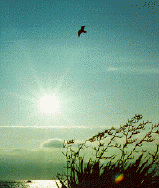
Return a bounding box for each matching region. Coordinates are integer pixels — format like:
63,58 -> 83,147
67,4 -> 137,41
0,0 -> 159,180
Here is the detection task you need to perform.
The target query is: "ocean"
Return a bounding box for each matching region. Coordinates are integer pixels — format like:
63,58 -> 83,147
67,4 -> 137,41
0,180 -> 62,188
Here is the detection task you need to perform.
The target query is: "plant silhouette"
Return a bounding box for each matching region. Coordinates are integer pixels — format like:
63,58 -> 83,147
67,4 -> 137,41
56,114 -> 159,188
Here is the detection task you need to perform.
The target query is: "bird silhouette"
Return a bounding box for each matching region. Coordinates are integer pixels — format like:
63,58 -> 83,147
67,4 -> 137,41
78,26 -> 87,37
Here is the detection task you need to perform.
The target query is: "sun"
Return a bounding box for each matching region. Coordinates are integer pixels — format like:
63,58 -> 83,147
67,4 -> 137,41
38,94 -> 61,114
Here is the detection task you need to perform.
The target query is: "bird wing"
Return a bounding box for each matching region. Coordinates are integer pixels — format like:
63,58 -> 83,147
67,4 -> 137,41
81,26 -> 85,30
78,30 -> 81,37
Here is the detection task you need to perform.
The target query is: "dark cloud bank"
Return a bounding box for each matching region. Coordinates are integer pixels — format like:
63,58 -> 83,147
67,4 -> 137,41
0,159 -> 65,180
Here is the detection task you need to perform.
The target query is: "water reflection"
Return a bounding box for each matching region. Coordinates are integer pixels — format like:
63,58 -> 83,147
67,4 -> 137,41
0,180 -> 61,188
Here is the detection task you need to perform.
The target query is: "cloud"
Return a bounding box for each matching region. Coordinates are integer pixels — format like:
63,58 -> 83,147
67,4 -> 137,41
107,67 -> 159,74
1,125 -> 73,129
0,157 -> 65,180
0,125 -> 106,129
41,138 -> 63,148
107,67 -> 118,71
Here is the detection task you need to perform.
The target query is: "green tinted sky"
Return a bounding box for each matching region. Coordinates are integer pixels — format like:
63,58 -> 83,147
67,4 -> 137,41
0,0 -> 158,180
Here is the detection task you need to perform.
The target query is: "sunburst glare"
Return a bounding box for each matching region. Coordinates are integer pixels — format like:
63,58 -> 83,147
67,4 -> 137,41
38,93 -> 62,114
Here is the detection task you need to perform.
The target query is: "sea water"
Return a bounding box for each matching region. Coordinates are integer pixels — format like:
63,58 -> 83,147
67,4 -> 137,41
0,180 -> 62,188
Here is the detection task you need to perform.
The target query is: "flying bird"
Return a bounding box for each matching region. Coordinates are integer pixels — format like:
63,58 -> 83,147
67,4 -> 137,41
78,26 -> 87,37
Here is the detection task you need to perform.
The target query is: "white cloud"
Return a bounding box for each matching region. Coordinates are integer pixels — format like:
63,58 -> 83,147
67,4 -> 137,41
107,67 -> 159,74
0,125 -> 106,129
41,138 -> 64,148
107,67 -> 118,71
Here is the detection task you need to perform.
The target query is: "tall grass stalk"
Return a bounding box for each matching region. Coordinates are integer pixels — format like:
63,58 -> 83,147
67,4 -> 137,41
56,115 -> 159,188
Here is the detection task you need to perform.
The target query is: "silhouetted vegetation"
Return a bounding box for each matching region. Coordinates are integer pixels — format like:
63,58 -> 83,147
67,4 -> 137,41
56,114 -> 159,188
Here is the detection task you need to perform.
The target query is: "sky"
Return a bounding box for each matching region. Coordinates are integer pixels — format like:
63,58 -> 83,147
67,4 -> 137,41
0,0 -> 159,180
